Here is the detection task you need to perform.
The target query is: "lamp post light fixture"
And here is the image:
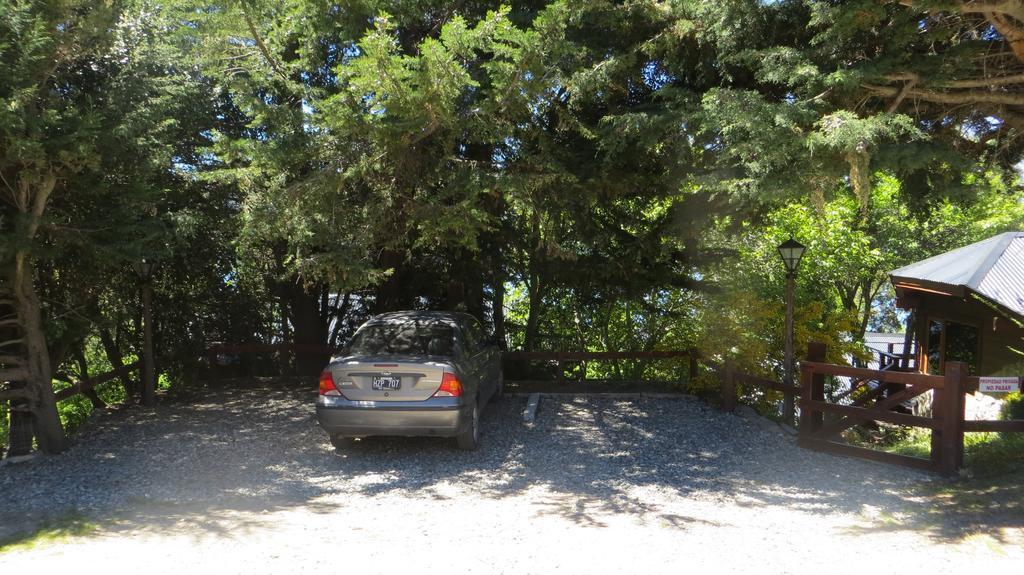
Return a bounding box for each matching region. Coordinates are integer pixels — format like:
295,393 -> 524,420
777,237 -> 806,275
134,258 -> 157,407
133,258 -> 154,279
777,237 -> 806,425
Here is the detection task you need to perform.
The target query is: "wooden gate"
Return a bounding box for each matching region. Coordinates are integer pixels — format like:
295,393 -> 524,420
796,342 -> 1023,475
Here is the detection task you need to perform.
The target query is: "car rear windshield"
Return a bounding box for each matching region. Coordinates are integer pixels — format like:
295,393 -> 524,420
348,321 -> 455,356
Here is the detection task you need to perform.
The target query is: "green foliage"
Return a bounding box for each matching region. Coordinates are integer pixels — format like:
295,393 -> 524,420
5,0 -> 1024,453
0,510 -> 96,552
808,111 -> 924,159
1002,392 -> 1024,423
883,428 -> 1024,479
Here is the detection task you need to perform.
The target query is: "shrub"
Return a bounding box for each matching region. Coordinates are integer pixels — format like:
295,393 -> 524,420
1001,391 -> 1024,421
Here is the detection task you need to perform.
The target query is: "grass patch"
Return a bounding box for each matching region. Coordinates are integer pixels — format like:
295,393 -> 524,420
879,428 -> 1024,478
0,511 -> 98,553
853,427 -> 1024,547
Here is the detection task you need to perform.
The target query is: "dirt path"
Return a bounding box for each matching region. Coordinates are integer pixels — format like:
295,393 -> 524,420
1,382 -> 1021,573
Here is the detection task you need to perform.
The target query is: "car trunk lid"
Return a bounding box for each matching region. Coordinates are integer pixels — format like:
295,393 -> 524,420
328,357 -> 449,401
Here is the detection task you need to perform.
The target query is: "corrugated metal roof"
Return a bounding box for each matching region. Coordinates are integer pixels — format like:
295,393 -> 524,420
890,233 -> 1016,289
977,237 -> 1024,316
865,332 -> 905,345
890,231 -> 1024,318
863,333 -> 907,367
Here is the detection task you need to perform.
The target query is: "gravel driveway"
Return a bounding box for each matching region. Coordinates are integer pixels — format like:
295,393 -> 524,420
1,380 -> 1021,574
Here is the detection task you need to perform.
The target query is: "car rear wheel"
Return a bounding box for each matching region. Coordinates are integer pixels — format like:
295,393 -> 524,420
456,401 -> 480,451
330,435 -> 355,450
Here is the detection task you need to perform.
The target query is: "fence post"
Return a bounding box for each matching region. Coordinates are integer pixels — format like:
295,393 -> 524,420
207,348 -> 220,380
721,359 -> 736,412
930,381 -> 943,470
799,342 -> 826,433
937,361 -> 967,476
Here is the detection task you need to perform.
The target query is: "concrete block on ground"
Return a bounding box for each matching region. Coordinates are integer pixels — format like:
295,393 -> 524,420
523,392 -> 541,423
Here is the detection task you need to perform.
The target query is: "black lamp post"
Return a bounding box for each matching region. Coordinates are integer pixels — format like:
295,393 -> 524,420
777,237 -> 806,424
133,258 -> 156,407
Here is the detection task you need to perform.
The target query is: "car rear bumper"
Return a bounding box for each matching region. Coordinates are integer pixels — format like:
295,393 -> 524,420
315,396 -> 469,438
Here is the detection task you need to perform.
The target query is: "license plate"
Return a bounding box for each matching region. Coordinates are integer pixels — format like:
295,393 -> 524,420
372,376 -> 401,390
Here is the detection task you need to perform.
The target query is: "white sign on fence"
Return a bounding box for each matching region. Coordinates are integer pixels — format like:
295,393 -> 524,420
978,377 -> 1021,394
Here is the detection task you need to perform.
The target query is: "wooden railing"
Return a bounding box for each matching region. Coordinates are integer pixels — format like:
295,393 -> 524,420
202,343 -> 337,378
205,343 -> 338,357
720,360 -> 801,416
199,340 -> 1022,475
716,341 -> 1024,475
796,342 -> 1024,476
54,361 -> 141,402
0,361 -> 141,404
871,342 -> 916,371
502,350 -> 700,389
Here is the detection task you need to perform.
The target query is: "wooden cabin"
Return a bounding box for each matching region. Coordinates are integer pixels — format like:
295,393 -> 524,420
891,231 -> 1024,377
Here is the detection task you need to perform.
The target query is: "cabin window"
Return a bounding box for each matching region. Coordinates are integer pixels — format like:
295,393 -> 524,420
926,319 -> 979,375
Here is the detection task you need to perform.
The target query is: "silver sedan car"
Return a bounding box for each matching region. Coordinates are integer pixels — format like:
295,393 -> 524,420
315,311 -> 503,450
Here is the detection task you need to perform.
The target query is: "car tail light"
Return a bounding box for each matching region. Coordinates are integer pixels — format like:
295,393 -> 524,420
433,372 -> 463,397
319,370 -> 341,396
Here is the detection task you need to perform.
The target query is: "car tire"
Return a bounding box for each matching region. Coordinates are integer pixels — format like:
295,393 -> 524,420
330,435 -> 355,450
456,401 -> 480,451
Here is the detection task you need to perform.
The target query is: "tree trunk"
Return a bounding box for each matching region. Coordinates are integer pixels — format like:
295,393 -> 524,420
465,264 -> 485,321
11,252 -> 67,454
327,292 -> 351,348
140,279 -> 156,407
99,327 -> 134,402
857,279 -> 874,340
523,210 -> 543,352
524,269 -> 543,352
444,276 -> 465,311
6,389 -> 34,457
74,348 -> 106,409
373,249 -> 409,313
286,280 -> 329,375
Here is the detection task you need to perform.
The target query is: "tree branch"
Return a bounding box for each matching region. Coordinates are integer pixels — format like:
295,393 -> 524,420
863,83 -> 1024,106
887,78 -> 917,112
899,0 -> 1024,23
986,11 -> 1024,62
237,0 -> 291,85
897,1 -> 1024,62
885,72 -> 1024,87
947,73 -> 1024,87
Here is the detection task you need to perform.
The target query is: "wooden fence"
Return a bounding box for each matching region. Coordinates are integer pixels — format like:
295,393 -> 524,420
201,345 -> 702,389
0,360 -> 141,405
201,340 -> 1024,476
719,341 -> 1024,476
502,350 -> 699,390
202,343 -> 337,378
54,361 -> 142,402
720,359 -> 802,415
205,343 -> 338,357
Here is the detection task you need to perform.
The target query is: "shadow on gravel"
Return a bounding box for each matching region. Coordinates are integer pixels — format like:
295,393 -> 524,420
1,379 -> 1021,549
838,477 -> 1024,545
